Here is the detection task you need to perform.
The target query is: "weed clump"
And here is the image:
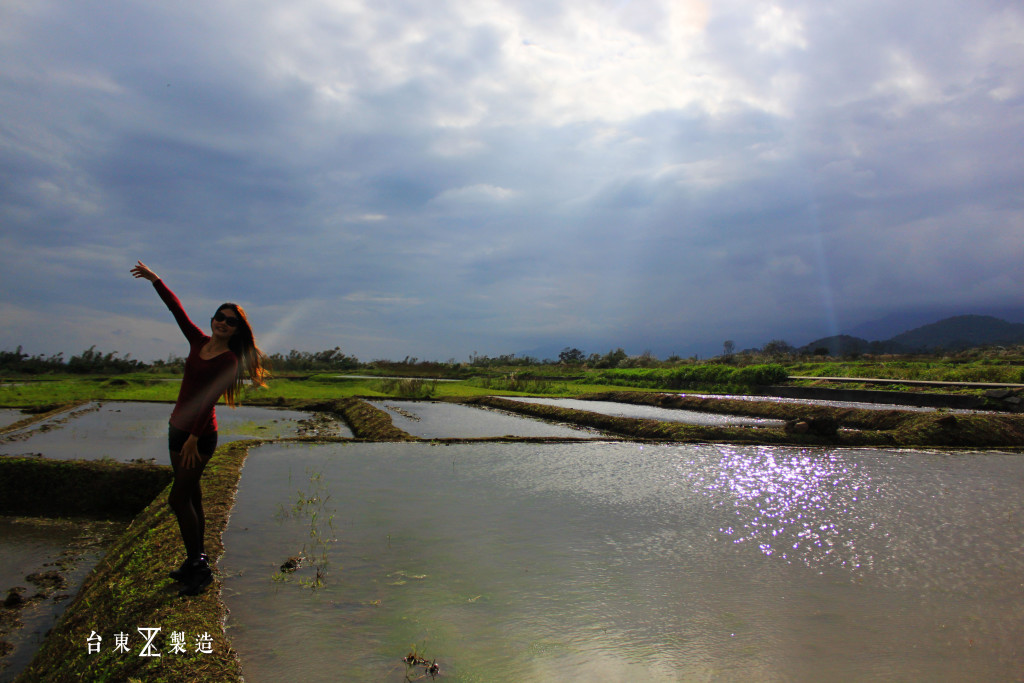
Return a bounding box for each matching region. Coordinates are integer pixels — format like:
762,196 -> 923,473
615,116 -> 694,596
377,378 -> 437,399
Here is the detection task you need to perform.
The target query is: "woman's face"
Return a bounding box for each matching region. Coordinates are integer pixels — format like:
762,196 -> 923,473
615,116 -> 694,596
211,308 -> 241,339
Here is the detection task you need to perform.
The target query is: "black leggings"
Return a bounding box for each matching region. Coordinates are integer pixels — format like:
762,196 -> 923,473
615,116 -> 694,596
168,424 -> 218,456
167,424 -> 218,560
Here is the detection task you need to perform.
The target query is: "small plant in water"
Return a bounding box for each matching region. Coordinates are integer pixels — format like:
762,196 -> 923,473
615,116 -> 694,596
271,468 -> 337,591
402,645 -> 440,681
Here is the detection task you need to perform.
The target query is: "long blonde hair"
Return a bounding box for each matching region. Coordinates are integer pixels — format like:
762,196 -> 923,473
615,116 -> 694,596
215,303 -> 270,407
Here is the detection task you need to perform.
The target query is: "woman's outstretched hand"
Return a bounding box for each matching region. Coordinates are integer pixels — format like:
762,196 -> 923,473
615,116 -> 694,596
131,260 -> 159,282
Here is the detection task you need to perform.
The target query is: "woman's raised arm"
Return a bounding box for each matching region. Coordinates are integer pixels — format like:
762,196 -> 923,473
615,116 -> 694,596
133,261 -> 205,344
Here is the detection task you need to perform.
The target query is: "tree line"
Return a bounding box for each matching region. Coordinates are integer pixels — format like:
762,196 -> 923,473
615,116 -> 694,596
5,337 -> 927,377
0,345 -> 358,375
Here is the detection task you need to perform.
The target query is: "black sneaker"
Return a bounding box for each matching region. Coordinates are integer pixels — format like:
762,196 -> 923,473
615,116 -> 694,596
169,553 -> 207,582
169,558 -> 193,582
178,558 -> 213,596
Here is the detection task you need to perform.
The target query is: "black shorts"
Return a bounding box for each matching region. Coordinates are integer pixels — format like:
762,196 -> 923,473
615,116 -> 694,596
168,423 -> 218,457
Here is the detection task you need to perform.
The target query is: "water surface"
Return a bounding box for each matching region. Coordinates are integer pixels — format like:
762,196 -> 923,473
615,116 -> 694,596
507,397 -> 785,426
0,402 -> 346,462
0,410 -> 25,430
370,401 -> 602,439
690,393 -> 989,413
221,442 -> 1024,681
0,516 -> 125,682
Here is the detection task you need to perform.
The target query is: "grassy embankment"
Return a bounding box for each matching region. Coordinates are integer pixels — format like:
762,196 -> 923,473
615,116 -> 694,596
785,356 -> 1024,389
460,393 -> 1024,450
9,441 -> 250,683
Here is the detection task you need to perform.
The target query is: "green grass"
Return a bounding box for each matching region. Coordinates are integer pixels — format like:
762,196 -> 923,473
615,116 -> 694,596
784,359 -> 1024,384
594,364 -> 790,390
0,375 -> 183,406
0,374 -> 649,408
3,353 -> 1021,412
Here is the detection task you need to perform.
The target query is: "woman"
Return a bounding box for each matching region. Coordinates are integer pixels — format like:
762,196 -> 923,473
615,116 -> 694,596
131,261 -> 269,596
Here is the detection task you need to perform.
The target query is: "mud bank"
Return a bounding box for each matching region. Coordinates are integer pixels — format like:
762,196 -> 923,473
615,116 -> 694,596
764,384 -> 991,409
14,440 -> 252,683
0,403 -> 88,438
0,458 -> 171,519
464,394 -> 1024,449
0,457 -> 172,680
254,397 -> 415,441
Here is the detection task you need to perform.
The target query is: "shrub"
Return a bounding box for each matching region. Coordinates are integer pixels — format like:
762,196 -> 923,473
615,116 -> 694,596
376,378 -> 437,398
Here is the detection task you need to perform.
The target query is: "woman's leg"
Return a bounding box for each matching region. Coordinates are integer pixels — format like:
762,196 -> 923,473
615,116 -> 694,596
169,450 -> 213,560
192,480 -> 205,556
167,426 -> 218,561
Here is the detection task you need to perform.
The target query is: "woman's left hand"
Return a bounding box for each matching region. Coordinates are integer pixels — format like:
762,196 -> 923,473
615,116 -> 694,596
131,260 -> 159,282
181,435 -> 201,469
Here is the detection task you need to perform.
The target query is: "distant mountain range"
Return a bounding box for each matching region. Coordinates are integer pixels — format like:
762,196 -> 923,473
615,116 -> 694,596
801,315 -> 1024,355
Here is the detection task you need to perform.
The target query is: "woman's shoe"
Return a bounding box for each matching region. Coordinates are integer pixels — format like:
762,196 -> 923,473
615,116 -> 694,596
171,553 -> 208,583
169,557 -> 194,582
178,557 -> 213,597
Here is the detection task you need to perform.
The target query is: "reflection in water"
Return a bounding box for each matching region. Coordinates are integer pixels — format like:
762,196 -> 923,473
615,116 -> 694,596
369,400 -> 601,439
0,409 -> 25,430
0,402 -> 341,462
696,446 -> 873,570
506,397 -> 783,426
222,442 -> 1024,682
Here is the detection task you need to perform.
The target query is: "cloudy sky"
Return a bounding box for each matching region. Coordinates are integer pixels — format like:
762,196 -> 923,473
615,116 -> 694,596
2,0 -> 1022,363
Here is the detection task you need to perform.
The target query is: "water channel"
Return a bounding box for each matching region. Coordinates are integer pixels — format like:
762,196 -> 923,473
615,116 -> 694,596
0,411 -> 24,431
506,397 -> 786,426
0,402 -> 350,462
370,400 -> 601,439
221,441 -> 1024,682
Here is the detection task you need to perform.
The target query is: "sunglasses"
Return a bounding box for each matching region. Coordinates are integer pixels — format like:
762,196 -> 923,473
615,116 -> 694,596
213,311 -> 240,327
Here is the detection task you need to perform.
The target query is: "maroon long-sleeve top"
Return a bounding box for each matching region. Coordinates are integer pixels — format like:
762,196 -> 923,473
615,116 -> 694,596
154,279 -> 238,437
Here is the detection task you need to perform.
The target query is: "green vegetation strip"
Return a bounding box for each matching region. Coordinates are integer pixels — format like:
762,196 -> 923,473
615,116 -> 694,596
0,458 -> 172,519
16,440 -> 253,683
464,395 -> 1024,449
592,363 -> 789,390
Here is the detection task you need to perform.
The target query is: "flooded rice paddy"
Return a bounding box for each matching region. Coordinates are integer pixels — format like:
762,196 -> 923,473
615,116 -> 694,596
0,401 -> 346,679
689,393 -> 986,413
370,400 -> 601,439
0,401 -> 350,462
4,398 -> 1022,680
0,411 -> 24,431
507,397 -> 786,426
0,516 -> 125,682
221,441 -> 1024,682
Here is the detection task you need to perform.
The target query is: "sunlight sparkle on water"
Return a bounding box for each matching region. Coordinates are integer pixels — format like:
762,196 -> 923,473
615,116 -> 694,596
691,446 -> 873,570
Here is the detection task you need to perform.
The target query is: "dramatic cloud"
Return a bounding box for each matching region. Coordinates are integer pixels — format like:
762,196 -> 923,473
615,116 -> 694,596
2,0 -> 1022,361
